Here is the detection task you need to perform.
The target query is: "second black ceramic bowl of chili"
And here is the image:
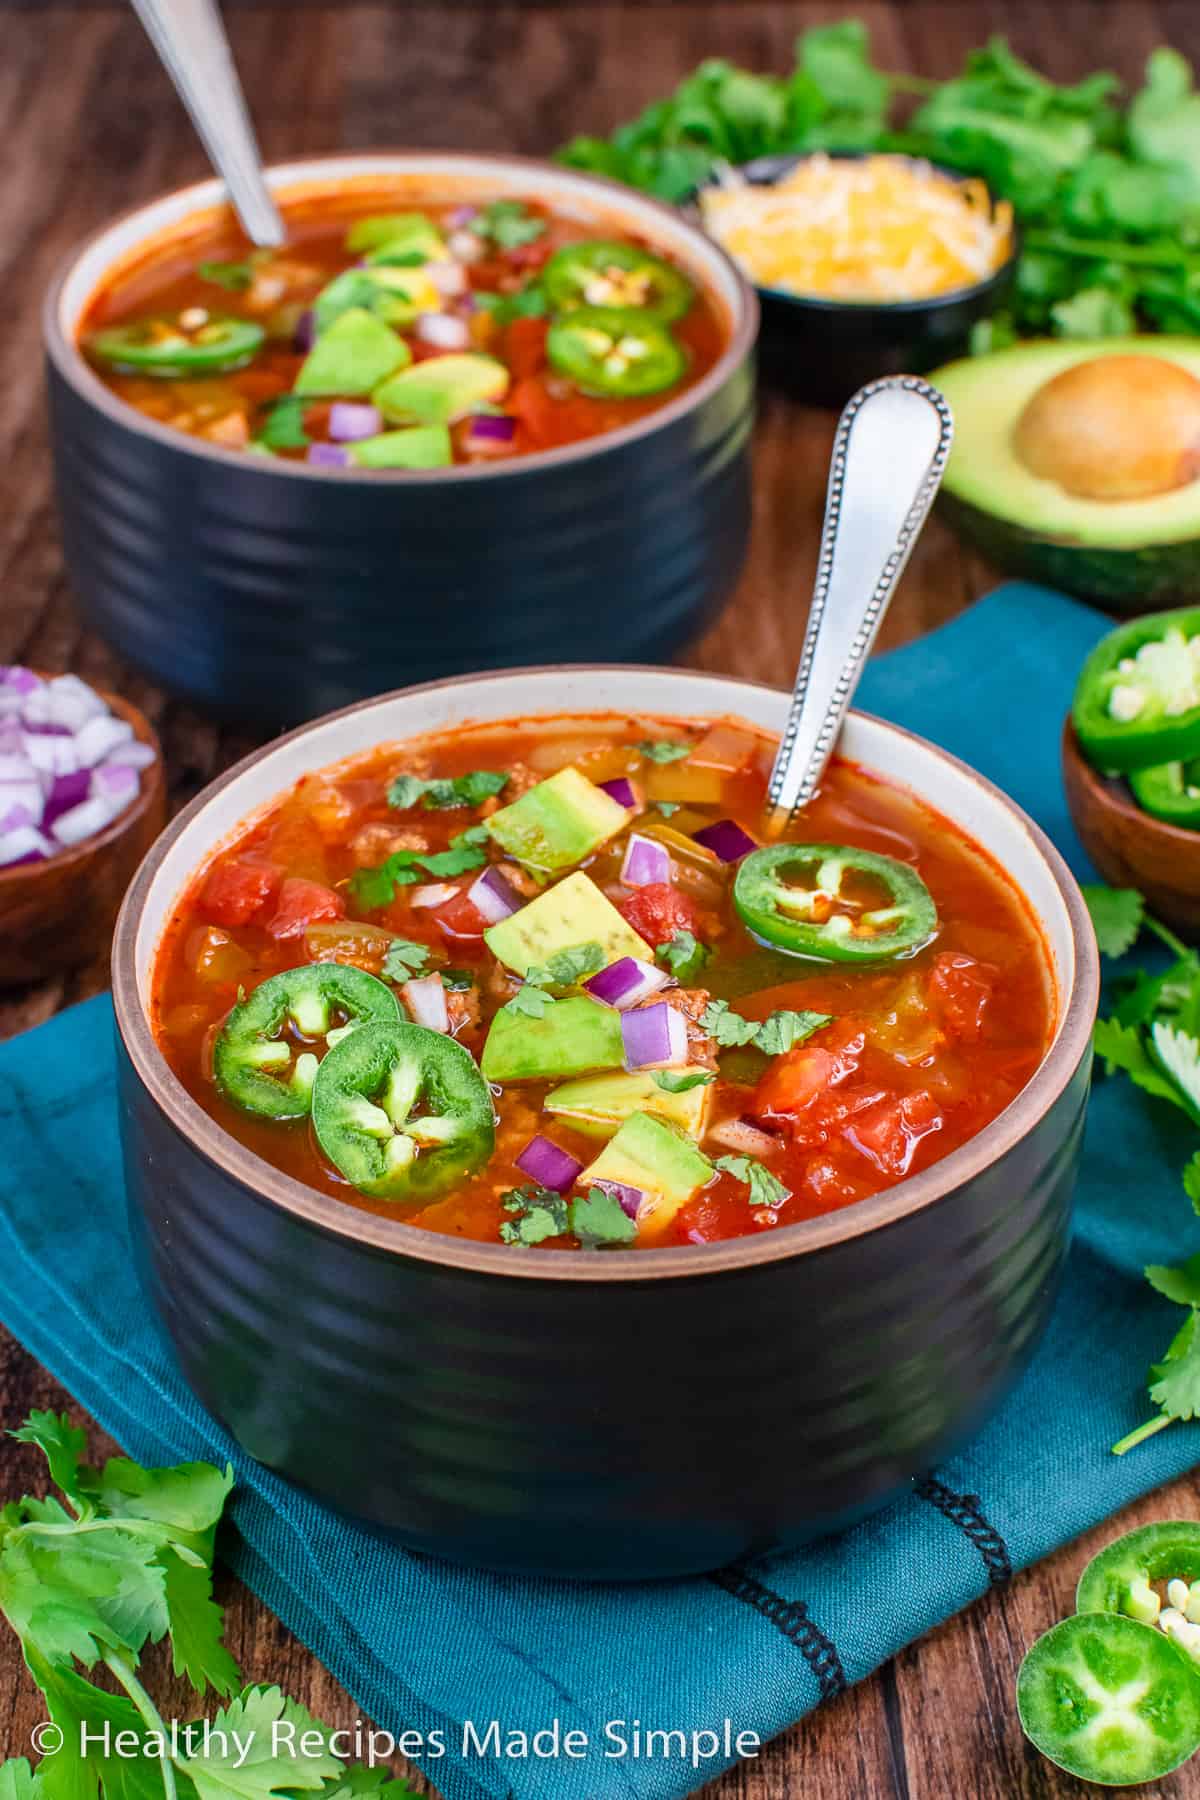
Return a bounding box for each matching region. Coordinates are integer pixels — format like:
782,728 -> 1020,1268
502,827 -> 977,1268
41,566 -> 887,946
43,153 -> 758,727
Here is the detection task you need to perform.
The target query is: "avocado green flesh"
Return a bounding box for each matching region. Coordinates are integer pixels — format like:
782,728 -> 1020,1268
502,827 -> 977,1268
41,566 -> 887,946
484,870 -> 648,976
480,996 -> 624,1082
932,339 -> 1200,556
294,308 -> 410,397
583,1111 -> 712,1233
545,1069 -> 711,1137
486,768 -> 629,874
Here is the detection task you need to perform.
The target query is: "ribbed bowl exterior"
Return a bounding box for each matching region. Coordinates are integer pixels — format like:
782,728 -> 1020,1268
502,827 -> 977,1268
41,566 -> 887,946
48,360 -> 753,725
119,1032 -> 1090,1580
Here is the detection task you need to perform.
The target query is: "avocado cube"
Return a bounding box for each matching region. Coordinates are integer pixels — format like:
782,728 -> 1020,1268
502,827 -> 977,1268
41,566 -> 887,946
350,426 -> 452,469
582,1112 -> 712,1237
485,872 -> 650,976
313,267 -> 443,335
294,308 -> 411,397
485,768 -> 629,874
374,353 -> 510,426
545,1069 -> 712,1138
480,995 -> 624,1083
346,212 -> 447,262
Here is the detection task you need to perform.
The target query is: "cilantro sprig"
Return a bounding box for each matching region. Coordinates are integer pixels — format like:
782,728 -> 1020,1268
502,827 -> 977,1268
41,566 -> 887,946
714,1154 -> 791,1211
196,259 -> 254,292
255,395 -> 309,451
499,1184 -> 636,1248
656,929 -> 709,982
349,826 -> 489,908
637,740 -> 691,764
387,770 -> 508,812
0,1414 -> 420,1800
652,1069 -> 715,1094
1085,886 -> 1200,1454
478,200 -> 546,249
381,937 -> 433,982
701,999 -> 832,1054
499,942 -> 606,1021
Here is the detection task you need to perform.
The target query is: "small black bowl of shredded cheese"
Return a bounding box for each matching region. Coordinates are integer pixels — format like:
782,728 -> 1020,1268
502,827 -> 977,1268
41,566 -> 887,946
696,151 -> 1018,406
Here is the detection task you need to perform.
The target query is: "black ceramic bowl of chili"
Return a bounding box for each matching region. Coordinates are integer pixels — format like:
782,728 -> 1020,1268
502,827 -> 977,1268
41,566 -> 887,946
696,152 -> 1017,408
44,153 -> 757,726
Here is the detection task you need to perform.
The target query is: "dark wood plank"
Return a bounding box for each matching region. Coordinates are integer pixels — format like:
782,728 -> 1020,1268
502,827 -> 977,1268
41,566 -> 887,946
1,5 -> 1199,1797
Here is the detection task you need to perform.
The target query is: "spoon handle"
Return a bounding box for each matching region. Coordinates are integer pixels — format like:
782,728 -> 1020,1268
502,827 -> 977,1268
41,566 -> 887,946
130,0 -> 285,247
767,375 -> 954,824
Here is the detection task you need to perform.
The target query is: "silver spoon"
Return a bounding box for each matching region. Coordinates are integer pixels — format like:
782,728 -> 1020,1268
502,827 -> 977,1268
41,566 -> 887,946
129,0 -> 285,247
766,375 -> 954,830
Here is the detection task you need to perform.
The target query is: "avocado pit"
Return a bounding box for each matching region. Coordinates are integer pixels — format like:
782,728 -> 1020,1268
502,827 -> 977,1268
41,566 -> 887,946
1014,354 -> 1200,502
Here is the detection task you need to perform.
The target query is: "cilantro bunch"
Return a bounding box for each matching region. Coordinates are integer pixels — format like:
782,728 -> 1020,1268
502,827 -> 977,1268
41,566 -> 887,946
0,1415 -> 416,1800
559,23 -> 1200,344
1085,887 -> 1200,1454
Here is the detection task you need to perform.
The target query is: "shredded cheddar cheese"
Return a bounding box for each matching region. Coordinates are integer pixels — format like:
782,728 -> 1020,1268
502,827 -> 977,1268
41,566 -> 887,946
699,155 -> 1014,303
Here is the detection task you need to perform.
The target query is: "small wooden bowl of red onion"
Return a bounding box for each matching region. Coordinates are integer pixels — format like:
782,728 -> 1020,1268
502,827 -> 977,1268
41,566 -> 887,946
0,667 -> 165,985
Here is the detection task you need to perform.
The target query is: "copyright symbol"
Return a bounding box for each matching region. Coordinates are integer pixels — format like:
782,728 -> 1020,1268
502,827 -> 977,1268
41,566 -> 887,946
31,1723 -> 63,1755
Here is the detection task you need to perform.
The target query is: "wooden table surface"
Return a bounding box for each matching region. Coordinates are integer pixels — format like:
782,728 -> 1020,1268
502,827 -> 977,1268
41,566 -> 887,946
4,2 -> 1200,1794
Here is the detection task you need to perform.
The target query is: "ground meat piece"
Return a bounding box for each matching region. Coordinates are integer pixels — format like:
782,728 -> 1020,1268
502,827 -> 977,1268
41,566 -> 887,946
350,822 -> 430,866
501,761 -> 540,800
201,410 -> 250,448
632,987 -> 718,1070
446,983 -> 482,1034
489,858 -> 540,897
483,958 -> 522,1004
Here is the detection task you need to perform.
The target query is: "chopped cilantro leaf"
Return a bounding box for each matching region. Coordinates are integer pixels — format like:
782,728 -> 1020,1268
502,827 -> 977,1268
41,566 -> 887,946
382,938 -> 432,982
473,286 -> 549,323
1083,884 -> 1146,958
701,1000 -> 761,1047
505,986 -> 556,1019
388,770 -> 508,811
479,200 -> 546,249
754,1009 -> 832,1055
256,395 -> 309,450
348,829 -> 488,907
525,941 -> 606,989
197,259 -> 254,291
1148,1310 -> 1200,1423
499,1185 -> 569,1244
1146,1253 -> 1200,1307
656,929 -> 709,982
715,1153 -> 791,1210
441,967 -> 474,992
652,1069 -> 715,1093
1152,1020 -> 1200,1119
638,739 -> 691,764
655,801 -> 681,817
572,1186 -> 637,1247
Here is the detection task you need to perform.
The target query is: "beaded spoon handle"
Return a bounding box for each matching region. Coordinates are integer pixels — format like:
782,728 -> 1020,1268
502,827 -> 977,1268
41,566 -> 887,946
129,0 -> 285,247
766,376 -> 954,828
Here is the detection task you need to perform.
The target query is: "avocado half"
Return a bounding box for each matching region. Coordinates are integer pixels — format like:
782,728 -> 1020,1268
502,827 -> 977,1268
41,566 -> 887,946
931,338 -> 1200,613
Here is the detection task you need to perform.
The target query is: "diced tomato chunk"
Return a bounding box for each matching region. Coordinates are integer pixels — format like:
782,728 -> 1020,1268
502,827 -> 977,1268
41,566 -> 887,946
196,858 -> 281,929
506,316 -> 549,381
928,952 -> 996,1043
752,1020 -> 864,1122
617,882 -> 699,949
845,1090 -> 943,1180
672,1176 -> 773,1245
434,888 -> 489,943
803,1150 -> 876,1210
266,877 -> 345,941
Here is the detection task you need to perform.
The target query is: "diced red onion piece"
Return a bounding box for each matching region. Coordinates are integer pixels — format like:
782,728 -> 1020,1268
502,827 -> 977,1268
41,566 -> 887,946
599,777 -> 637,808
621,1000 -> 689,1070
410,882 -> 459,910
102,740 -> 157,772
22,684 -> 95,734
706,1117 -> 778,1156
293,309 -> 315,352
44,769 -> 93,827
328,402 -> 382,442
0,802 -> 34,833
424,260 -> 468,297
620,832 -> 670,888
91,762 -> 139,803
74,714 -> 134,769
0,667 -> 40,696
583,955 -> 669,1010
467,864 -> 522,924
591,1179 -> 645,1222
515,1134 -> 583,1194
0,757 -> 44,829
306,442 -> 351,468
402,975 -> 450,1033
448,228 -> 484,262
414,313 -> 471,351
49,674 -> 107,723
466,414 -> 516,443
22,731 -> 79,777
447,205 -> 478,228
691,818 -> 757,863
0,825 -> 52,867
49,794 -> 123,848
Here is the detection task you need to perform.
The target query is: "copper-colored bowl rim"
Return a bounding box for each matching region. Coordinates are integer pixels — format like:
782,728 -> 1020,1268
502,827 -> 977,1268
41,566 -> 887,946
112,665 -> 1099,1283
42,150 -> 759,487
1063,714 -> 1200,852
0,684 -> 163,888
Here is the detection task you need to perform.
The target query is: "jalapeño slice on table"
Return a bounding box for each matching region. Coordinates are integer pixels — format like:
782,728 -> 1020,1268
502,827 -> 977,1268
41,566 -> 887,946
1129,758 -> 1200,828
88,315 -> 266,377
213,964 -> 400,1120
546,307 -> 686,398
1017,1612 -> 1200,1786
542,241 -> 695,322
733,843 -> 937,965
1072,608 -> 1200,774
312,1020 -> 495,1201
1078,1521 -> 1200,1640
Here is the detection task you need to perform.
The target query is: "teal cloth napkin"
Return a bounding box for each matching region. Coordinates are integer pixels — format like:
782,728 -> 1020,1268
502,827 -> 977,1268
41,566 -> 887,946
2,582 -> 1198,1800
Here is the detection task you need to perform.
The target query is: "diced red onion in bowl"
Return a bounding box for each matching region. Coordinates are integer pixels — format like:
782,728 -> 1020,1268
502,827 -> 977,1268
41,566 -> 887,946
691,818 -> 757,863
415,313 -> 471,351
448,228 -> 485,262
467,865 -> 522,924
306,442 -> 351,469
599,777 -> 637,808
410,882 -> 460,910
402,975 -> 450,1033
447,205 -> 479,228
515,1134 -> 583,1194
464,414 -> 517,455
43,768 -> 93,828
620,832 -> 670,888
424,260 -> 468,298
621,1001 -> 689,1070
591,1179 -> 645,1222
74,714 -> 134,768
328,402 -> 382,442
50,795 -> 124,849
0,825 -> 53,867
0,667 -> 40,697
102,740 -> 157,772
584,956 -> 669,1010
293,309 -> 316,352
